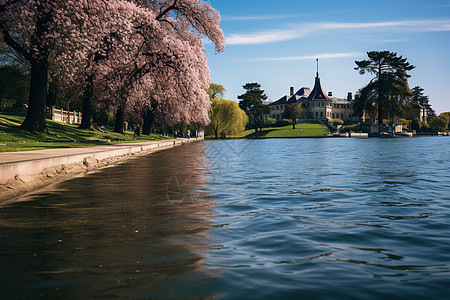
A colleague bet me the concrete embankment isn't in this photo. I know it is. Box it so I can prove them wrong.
[0,138,198,202]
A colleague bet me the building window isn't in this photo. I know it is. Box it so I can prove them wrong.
[341,113,344,119]
[316,112,318,118]
[320,112,323,118]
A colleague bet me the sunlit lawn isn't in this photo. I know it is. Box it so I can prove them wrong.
[207,124,330,139]
[0,114,167,152]
[249,124,329,138]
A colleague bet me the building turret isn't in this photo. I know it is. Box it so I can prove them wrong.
[306,59,329,101]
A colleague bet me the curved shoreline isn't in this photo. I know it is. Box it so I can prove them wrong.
[0,138,198,203]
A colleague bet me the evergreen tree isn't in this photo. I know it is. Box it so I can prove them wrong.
[238,83,269,132]
[411,86,435,121]
[355,51,415,125]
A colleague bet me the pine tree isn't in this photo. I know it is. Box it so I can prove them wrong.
[355,51,415,125]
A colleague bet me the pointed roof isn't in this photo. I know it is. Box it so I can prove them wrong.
[306,74,329,101]
[306,59,329,101]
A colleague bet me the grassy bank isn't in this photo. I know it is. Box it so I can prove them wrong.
[207,124,330,139]
[0,114,166,152]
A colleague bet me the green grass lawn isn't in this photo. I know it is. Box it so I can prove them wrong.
[206,124,330,139]
[0,114,167,152]
[249,124,329,138]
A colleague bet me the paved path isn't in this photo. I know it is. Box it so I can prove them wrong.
[0,139,195,184]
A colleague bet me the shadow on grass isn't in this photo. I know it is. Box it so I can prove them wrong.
[1,114,161,145]
[245,129,276,138]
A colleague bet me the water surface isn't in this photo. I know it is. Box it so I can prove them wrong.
[1,137,449,299]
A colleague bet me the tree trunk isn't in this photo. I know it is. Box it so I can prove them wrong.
[378,100,383,125]
[114,105,125,133]
[142,109,155,135]
[377,64,383,125]
[21,58,49,133]
[80,74,94,129]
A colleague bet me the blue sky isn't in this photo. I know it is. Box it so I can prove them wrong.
[205,0,450,114]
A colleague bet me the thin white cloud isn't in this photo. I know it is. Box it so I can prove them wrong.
[371,38,409,43]
[247,52,364,62]
[226,19,450,45]
[226,29,305,45]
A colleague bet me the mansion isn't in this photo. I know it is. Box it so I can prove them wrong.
[267,69,358,123]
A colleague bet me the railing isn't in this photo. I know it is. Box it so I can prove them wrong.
[47,107,82,124]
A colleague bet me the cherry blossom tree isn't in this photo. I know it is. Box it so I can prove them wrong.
[92,0,225,133]
[1,0,225,133]
[0,0,109,132]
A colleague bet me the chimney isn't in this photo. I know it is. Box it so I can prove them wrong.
[328,91,333,97]
[290,87,294,96]
[347,92,353,101]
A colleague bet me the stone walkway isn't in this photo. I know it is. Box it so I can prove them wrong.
[0,139,195,184]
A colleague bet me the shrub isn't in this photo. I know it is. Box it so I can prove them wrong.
[422,122,432,132]
[399,118,409,128]
[329,119,344,126]
[94,107,115,126]
[411,117,422,131]
[266,117,276,126]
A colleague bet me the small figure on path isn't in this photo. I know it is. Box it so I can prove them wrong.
[187,129,190,139]
[134,124,141,138]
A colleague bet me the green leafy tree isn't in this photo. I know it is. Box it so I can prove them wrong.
[207,83,226,100]
[355,51,415,125]
[439,112,450,128]
[429,116,448,132]
[207,98,248,138]
[283,102,303,129]
[237,82,269,132]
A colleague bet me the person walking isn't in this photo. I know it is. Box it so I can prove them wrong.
[134,124,141,138]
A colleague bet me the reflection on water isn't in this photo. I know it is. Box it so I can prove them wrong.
[1,137,450,299]
[0,145,218,299]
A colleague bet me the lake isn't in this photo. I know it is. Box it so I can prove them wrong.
[1,137,449,299]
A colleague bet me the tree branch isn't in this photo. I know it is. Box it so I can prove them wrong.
[0,27,32,62]
[156,0,178,20]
